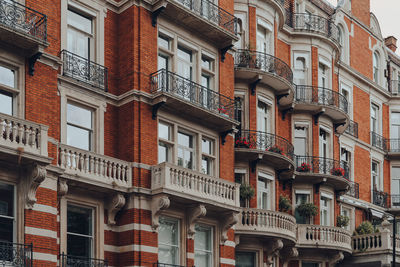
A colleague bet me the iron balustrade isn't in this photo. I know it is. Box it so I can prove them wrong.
[150,69,235,120]
[61,50,108,91]
[346,181,360,199]
[295,85,349,114]
[345,120,358,138]
[235,130,294,160]
[390,194,400,208]
[174,0,237,35]
[295,155,350,180]
[285,12,339,45]
[370,131,387,151]
[372,190,389,208]
[0,0,47,42]
[234,49,293,84]
[386,138,400,153]
[59,254,108,267]
[0,242,32,267]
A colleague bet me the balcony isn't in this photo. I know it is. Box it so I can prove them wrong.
[352,231,400,258]
[0,0,47,56]
[294,156,350,191]
[345,181,360,199]
[152,0,237,48]
[61,50,108,91]
[58,144,132,189]
[150,69,238,132]
[234,50,294,105]
[151,162,240,209]
[297,225,352,253]
[235,208,297,244]
[285,12,339,51]
[235,130,294,174]
[0,112,49,164]
[345,120,358,139]
[0,242,32,267]
[59,254,108,267]
[294,85,349,133]
[371,131,387,151]
[372,190,389,208]
[385,138,400,158]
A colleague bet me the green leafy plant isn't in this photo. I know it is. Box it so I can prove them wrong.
[355,221,374,235]
[240,183,255,201]
[296,202,318,218]
[279,195,292,212]
[337,215,350,228]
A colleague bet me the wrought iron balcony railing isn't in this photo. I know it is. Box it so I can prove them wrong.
[372,190,389,208]
[234,50,293,84]
[174,0,237,35]
[61,50,108,91]
[346,181,359,199]
[235,130,294,160]
[295,155,350,180]
[295,85,349,114]
[345,120,358,138]
[150,69,235,120]
[60,254,108,267]
[0,0,47,42]
[371,131,387,151]
[386,138,400,153]
[285,12,339,45]
[0,242,32,267]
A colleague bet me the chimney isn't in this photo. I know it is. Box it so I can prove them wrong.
[385,36,398,53]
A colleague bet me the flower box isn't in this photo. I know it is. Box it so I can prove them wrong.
[296,162,311,172]
[267,145,284,155]
[235,137,250,148]
[330,167,345,177]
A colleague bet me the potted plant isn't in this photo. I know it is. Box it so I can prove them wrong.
[267,145,283,155]
[296,162,311,172]
[279,195,292,212]
[355,221,374,235]
[235,137,250,148]
[240,183,255,207]
[330,167,345,176]
[296,202,318,219]
[218,106,229,117]
[337,215,350,228]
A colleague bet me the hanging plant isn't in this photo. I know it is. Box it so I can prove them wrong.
[337,215,350,228]
[296,202,318,218]
[279,195,292,212]
[240,183,255,201]
[355,221,374,235]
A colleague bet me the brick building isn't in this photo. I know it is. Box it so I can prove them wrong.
[1,0,400,266]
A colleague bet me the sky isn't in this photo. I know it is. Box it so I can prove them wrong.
[326,0,400,55]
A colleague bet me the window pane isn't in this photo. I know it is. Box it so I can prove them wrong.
[0,183,14,217]
[0,217,13,242]
[67,10,92,34]
[236,252,255,267]
[67,103,92,129]
[178,47,192,62]
[158,35,170,50]
[202,58,212,70]
[178,132,192,148]
[158,217,179,265]
[158,123,170,140]
[202,139,211,155]
[0,91,12,115]
[0,66,14,88]
[158,143,169,164]
[194,225,212,267]
[67,234,92,258]
[158,54,169,71]
[67,205,93,236]
[67,125,90,150]
[201,157,212,175]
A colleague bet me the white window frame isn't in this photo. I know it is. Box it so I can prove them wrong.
[320,192,333,226]
[158,216,180,265]
[257,171,274,210]
[201,138,215,176]
[371,102,380,134]
[0,181,17,243]
[371,160,382,191]
[340,204,354,231]
[194,224,213,267]
[293,52,310,85]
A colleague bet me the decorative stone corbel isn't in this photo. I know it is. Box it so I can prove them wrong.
[151,195,170,231]
[279,247,298,267]
[265,239,283,266]
[220,212,239,244]
[107,193,126,225]
[187,205,207,239]
[26,163,47,209]
[58,179,68,197]
[328,252,344,267]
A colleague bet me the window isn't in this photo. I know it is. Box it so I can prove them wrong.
[371,104,379,133]
[257,173,273,210]
[177,46,193,81]
[234,96,244,128]
[341,206,352,230]
[340,84,351,114]
[319,128,329,159]
[0,183,15,243]
[320,194,331,226]
[177,132,194,169]
[201,139,214,175]
[338,24,348,63]
[201,56,215,107]
[257,25,271,54]
[236,252,256,267]
[194,225,213,267]
[341,148,351,179]
[392,167,400,208]
[234,18,244,50]
[294,126,308,156]
[67,9,93,59]
[295,192,310,224]
[294,57,307,85]
[391,112,400,143]
[318,63,329,88]
[158,217,180,265]
[0,64,16,116]
[257,100,270,133]
[235,171,246,207]
[158,34,171,71]
[67,204,93,258]
[67,102,93,151]
[372,161,381,191]
[158,122,172,164]
[373,51,379,83]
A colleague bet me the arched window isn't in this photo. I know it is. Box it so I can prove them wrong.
[373,51,380,83]
[294,57,306,84]
[234,18,244,50]
[337,24,348,63]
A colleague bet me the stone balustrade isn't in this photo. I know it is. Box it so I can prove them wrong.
[352,230,400,254]
[58,144,132,188]
[0,113,48,157]
[151,162,240,207]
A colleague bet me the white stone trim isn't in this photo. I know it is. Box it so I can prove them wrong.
[32,204,57,215]
[220,258,235,265]
[224,240,236,248]
[187,252,194,259]
[104,244,158,254]
[38,177,57,191]
[25,227,57,239]
[33,252,57,263]
[104,223,152,232]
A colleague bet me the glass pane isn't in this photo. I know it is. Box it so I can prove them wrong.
[67,205,92,236]
[201,75,210,89]
[158,217,179,265]
[158,54,169,71]
[67,103,92,129]
[67,125,90,150]
[0,66,14,88]
[67,234,92,258]
[0,183,14,217]
[201,157,211,175]
[178,47,192,62]
[0,217,13,243]
[0,91,12,115]
[202,139,212,155]
[158,123,170,140]
[178,132,192,148]
[294,137,306,156]
[158,35,170,50]
[202,58,212,70]
[236,252,255,267]
[158,143,168,164]
[67,10,92,34]
[67,28,89,58]
[194,225,212,251]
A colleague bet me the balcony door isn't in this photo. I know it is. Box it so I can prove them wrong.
[67,9,93,60]
[177,46,194,100]
[257,100,270,149]
[391,112,400,152]
[319,129,329,173]
[392,167,400,208]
